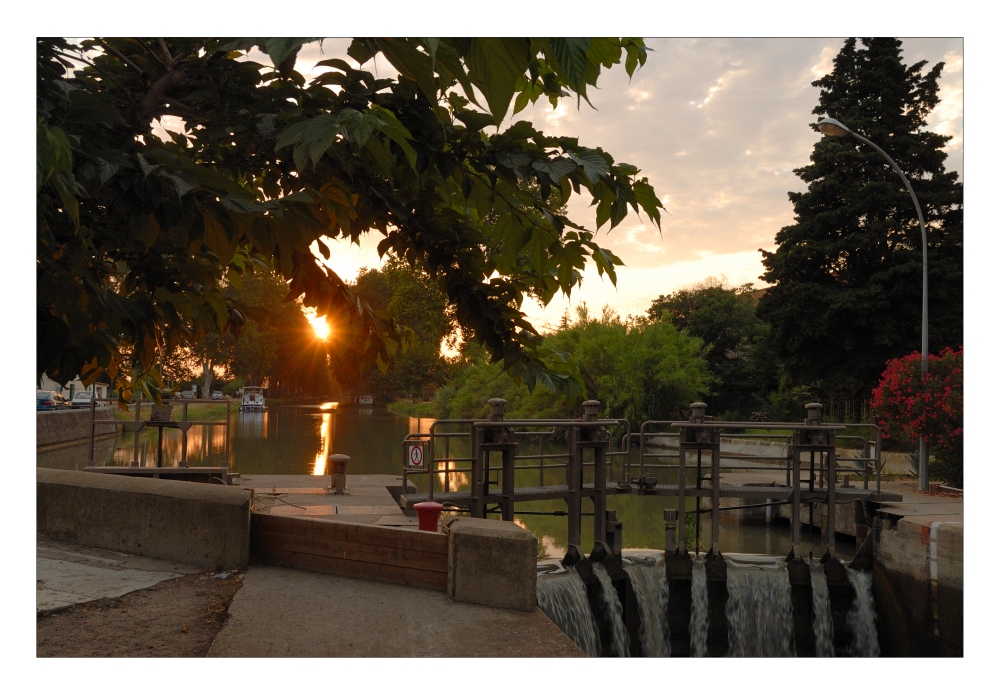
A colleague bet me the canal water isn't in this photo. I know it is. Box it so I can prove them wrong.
[37,403,856,561]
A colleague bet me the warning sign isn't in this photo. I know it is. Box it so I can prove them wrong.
[408,444,424,468]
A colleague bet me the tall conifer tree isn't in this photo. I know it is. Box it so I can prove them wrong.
[757,38,963,402]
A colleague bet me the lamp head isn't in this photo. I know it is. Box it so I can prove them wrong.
[818,117,851,137]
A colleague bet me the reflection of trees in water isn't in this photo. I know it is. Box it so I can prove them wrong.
[111,423,228,467]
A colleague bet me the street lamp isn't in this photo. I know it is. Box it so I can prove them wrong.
[817,117,931,491]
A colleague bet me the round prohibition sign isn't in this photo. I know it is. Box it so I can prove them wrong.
[408,444,424,467]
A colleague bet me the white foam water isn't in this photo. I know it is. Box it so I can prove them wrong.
[809,560,835,657]
[690,558,709,657]
[592,563,630,656]
[725,562,796,657]
[624,562,668,657]
[536,569,601,657]
[658,566,671,656]
[846,568,880,657]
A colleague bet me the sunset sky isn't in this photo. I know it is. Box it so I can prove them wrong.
[276,38,964,331]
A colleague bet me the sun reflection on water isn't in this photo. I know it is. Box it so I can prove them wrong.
[313,412,332,475]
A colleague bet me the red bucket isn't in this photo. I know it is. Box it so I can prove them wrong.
[413,501,444,532]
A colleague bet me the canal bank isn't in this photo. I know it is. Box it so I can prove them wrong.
[37,468,579,657]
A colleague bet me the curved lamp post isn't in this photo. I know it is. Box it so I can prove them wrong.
[817,117,930,491]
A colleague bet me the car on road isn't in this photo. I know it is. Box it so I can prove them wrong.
[69,391,107,408]
[182,390,196,399]
[37,391,69,410]
[212,391,224,400]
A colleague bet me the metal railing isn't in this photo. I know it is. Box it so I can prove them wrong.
[87,397,233,469]
[402,416,632,503]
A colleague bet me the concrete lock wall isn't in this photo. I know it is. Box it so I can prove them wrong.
[37,408,116,449]
[447,518,537,613]
[37,468,252,569]
[873,516,963,656]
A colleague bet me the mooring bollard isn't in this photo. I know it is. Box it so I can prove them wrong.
[328,454,350,494]
[414,500,444,532]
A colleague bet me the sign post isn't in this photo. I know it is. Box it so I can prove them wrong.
[407,443,424,468]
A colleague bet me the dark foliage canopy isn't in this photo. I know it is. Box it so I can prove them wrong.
[757,38,963,400]
[648,279,779,418]
[37,37,662,401]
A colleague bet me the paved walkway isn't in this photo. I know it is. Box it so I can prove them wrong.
[233,473,421,527]
[208,565,582,657]
[36,539,204,613]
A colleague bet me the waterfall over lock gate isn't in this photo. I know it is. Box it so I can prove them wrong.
[689,559,709,657]
[537,558,879,658]
[809,560,835,657]
[536,569,602,657]
[725,562,796,657]
[624,563,669,657]
[846,568,880,657]
[592,564,630,657]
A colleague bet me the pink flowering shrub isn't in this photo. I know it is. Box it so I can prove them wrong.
[870,347,963,486]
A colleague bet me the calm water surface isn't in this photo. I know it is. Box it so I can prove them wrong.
[37,403,855,561]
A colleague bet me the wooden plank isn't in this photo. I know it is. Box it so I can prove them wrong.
[254,546,448,592]
[251,528,447,574]
[251,513,448,554]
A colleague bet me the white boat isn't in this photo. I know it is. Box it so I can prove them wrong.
[240,386,266,411]
[358,394,373,406]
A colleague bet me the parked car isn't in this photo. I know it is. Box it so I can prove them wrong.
[69,391,107,408]
[182,390,196,399]
[212,391,224,400]
[36,390,68,410]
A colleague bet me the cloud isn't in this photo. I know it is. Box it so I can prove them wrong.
[293,38,962,319]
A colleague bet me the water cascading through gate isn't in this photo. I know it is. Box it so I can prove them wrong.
[536,569,601,657]
[810,560,835,657]
[725,562,796,657]
[537,557,880,657]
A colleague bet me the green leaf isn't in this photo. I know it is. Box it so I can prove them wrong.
[135,153,159,178]
[369,105,418,169]
[454,110,497,133]
[201,210,234,265]
[167,174,194,200]
[632,179,663,229]
[569,149,610,184]
[548,38,591,95]
[263,38,318,76]
[64,88,128,127]
[466,38,531,125]
[346,39,377,65]
[587,38,621,69]
[374,38,439,104]
[531,157,577,182]
[421,38,440,66]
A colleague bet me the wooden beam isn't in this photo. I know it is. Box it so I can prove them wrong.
[251,528,448,574]
[254,546,448,592]
[251,513,448,555]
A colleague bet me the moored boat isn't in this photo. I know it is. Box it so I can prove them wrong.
[240,386,266,411]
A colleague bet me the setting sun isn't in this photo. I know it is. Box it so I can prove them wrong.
[306,311,331,340]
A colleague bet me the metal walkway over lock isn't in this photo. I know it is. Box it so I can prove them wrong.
[401,399,892,564]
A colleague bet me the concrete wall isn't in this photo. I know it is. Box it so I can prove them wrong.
[447,518,537,612]
[872,515,963,656]
[37,468,252,569]
[37,408,117,449]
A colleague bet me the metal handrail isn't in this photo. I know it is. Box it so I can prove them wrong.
[87,397,233,470]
